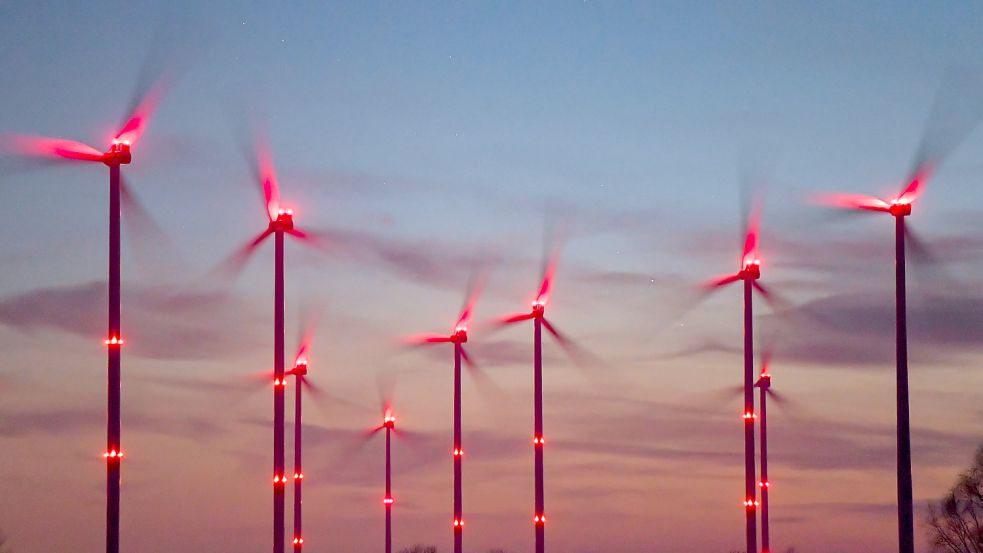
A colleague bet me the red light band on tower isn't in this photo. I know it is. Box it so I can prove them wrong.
[453,448,463,457]
[104,336,124,346]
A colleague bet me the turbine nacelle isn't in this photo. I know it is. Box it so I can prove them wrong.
[290,359,308,376]
[451,327,468,344]
[383,413,396,429]
[755,372,771,389]
[531,300,546,317]
[889,198,913,217]
[271,208,295,231]
[739,259,761,281]
[103,140,132,166]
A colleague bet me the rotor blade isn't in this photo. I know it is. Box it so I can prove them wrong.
[741,200,762,266]
[120,175,182,272]
[904,224,942,265]
[812,193,890,213]
[0,133,103,162]
[401,334,452,345]
[234,119,281,221]
[375,370,397,416]
[210,229,273,282]
[293,306,321,367]
[536,235,562,306]
[541,318,605,370]
[460,345,514,411]
[901,68,983,202]
[496,312,535,326]
[760,347,773,375]
[903,223,961,289]
[456,270,487,331]
[115,77,169,148]
[703,273,741,290]
[302,377,370,416]
[752,281,791,312]
[115,9,205,148]
[285,226,353,256]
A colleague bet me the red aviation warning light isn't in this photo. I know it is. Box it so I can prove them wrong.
[103,139,132,166]
[104,449,124,460]
[452,448,464,457]
[532,436,545,446]
[383,496,395,505]
[104,336,124,346]
[292,537,304,546]
[533,514,547,525]
[452,519,464,528]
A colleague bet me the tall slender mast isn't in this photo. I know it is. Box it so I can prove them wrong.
[758,375,770,553]
[273,230,286,553]
[743,278,758,553]
[106,161,122,553]
[895,214,914,553]
[385,421,393,553]
[452,342,464,553]
[533,316,546,552]
[293,375,303,552]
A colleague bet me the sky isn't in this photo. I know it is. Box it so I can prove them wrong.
[1,1,983,552]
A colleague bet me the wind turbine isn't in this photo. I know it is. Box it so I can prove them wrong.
[495,247,591,553]
[404,281,485,553]
[701,205,780,553]
[0,66,175,553]
[286,317,320,553]
[816,70,983,553]
[755,350,788,553]
[218,134,329,553]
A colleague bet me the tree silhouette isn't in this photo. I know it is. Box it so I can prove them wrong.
[927,443,983,553]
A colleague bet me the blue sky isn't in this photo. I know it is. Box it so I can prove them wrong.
[1,2,983,552]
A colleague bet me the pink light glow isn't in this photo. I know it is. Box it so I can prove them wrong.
[0,133,104,162]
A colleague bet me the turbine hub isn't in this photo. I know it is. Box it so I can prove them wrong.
[889,199,912,217]
[739,260,761,280]
[531,301,546,317]
[103,141,131,166]
[271,209,295,231]
[291,360,308,376]
[451,328,468,343]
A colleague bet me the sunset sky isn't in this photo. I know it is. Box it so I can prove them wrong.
[1,2,983,552]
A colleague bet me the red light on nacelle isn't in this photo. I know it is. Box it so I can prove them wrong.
[453,448,464,457]
[104,336,124,346]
